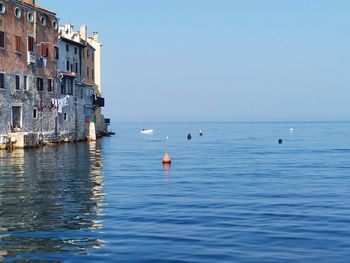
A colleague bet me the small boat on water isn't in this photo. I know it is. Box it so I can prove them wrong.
[140,129,154,135]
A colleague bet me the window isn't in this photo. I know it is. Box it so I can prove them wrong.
[36,77,43,91]
[74,47,77,54]
[0,31,4,48]
[92,69,94,80]
[54,46,59,60]
[67,78,73,95]
[14,7,21,18]
[66,44,69,52]
[75,62,78,74]
[27,36,34,52]
[61,78,73,95]
[15,75,20,90]
[92,52,94,62]
[48,78,53,92]
[0,2,5,14]
[15,36,20,52]
[61,78,66,94]
[52,20,58,30]
[27,12,33,22]
[33,107,37,119]
[87,67,90,78]
[41,43,48,57]
[0,72,4,89]
[40,16,46,26]
[23,75,28,90]
[87,49,90,57]
[12,106,22,129]
[66,60,70,71]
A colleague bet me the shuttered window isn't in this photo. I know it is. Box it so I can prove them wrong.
[41,43,48,57]
[24,75,28,90]
[0,73,4,89]
[36,77,43,91]
[15,36,21,52]
[54,46,59,60]
[48,78,53,92]
[0,31,4,48]
[27,36,34,52]
[15,75,20,90]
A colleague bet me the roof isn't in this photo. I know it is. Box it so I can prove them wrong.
[33,4,56,15]
[19,1,56,16]
[59,36,87,47]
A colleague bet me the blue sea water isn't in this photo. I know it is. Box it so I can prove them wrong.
[0,122,350,262]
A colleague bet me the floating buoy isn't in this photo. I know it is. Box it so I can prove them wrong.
[278,139,283,144]
[289,128,294,131]
[199,129,203,136]
[187,133,192,140]
[162,152,171,163]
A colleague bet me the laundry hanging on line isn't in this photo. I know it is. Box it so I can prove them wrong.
[51,96,69,113]
[39,57,47,67]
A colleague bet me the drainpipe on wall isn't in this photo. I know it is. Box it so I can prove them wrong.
[34,10,37,41]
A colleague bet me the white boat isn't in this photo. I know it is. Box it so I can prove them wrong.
[140,129,154,135]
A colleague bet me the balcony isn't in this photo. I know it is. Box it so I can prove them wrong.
[92,95,105,107]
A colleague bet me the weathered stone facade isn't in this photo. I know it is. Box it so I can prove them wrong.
[58,24,96,142]
[0,0,59,148]
[0,0,106,149]
[81,25,106,138]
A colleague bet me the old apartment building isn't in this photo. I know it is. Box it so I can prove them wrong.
[0,0,106,149]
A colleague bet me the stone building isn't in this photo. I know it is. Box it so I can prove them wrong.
[58,24,95,141]
[0,0,59,148]
[80,25,106,138]
[0,0,107,149]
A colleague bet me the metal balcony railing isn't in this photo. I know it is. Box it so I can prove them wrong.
[92,95,105,107]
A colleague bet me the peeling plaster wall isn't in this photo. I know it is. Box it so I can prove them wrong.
[0,0,58,139]
[0,1,101,148]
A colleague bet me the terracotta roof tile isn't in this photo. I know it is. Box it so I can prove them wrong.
[22,1,56,15]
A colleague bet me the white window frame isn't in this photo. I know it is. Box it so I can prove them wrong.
[23,75,28,91]
[40,16,46,26]
[52,20,58,30]
[36,76,43,92]
[14,7,21,19]
[15,74,20,90]
[11,104,22,130]
[27,11,33,22]
[48,78,53,93]
[0,2,5,14]
[33,107,38,119]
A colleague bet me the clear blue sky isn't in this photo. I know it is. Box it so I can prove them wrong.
[39,0,350,121]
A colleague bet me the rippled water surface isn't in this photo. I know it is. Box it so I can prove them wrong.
[1,122,350,262]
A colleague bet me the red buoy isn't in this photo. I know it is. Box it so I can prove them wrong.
[162,152,171,163]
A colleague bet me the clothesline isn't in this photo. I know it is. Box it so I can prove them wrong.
[51,95,70,113]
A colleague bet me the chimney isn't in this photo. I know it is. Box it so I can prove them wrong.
[92,32,99,42]
[22,0,36,5]
[80,25,88,41]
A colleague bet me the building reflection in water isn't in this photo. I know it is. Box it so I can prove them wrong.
[0,141,105,261]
